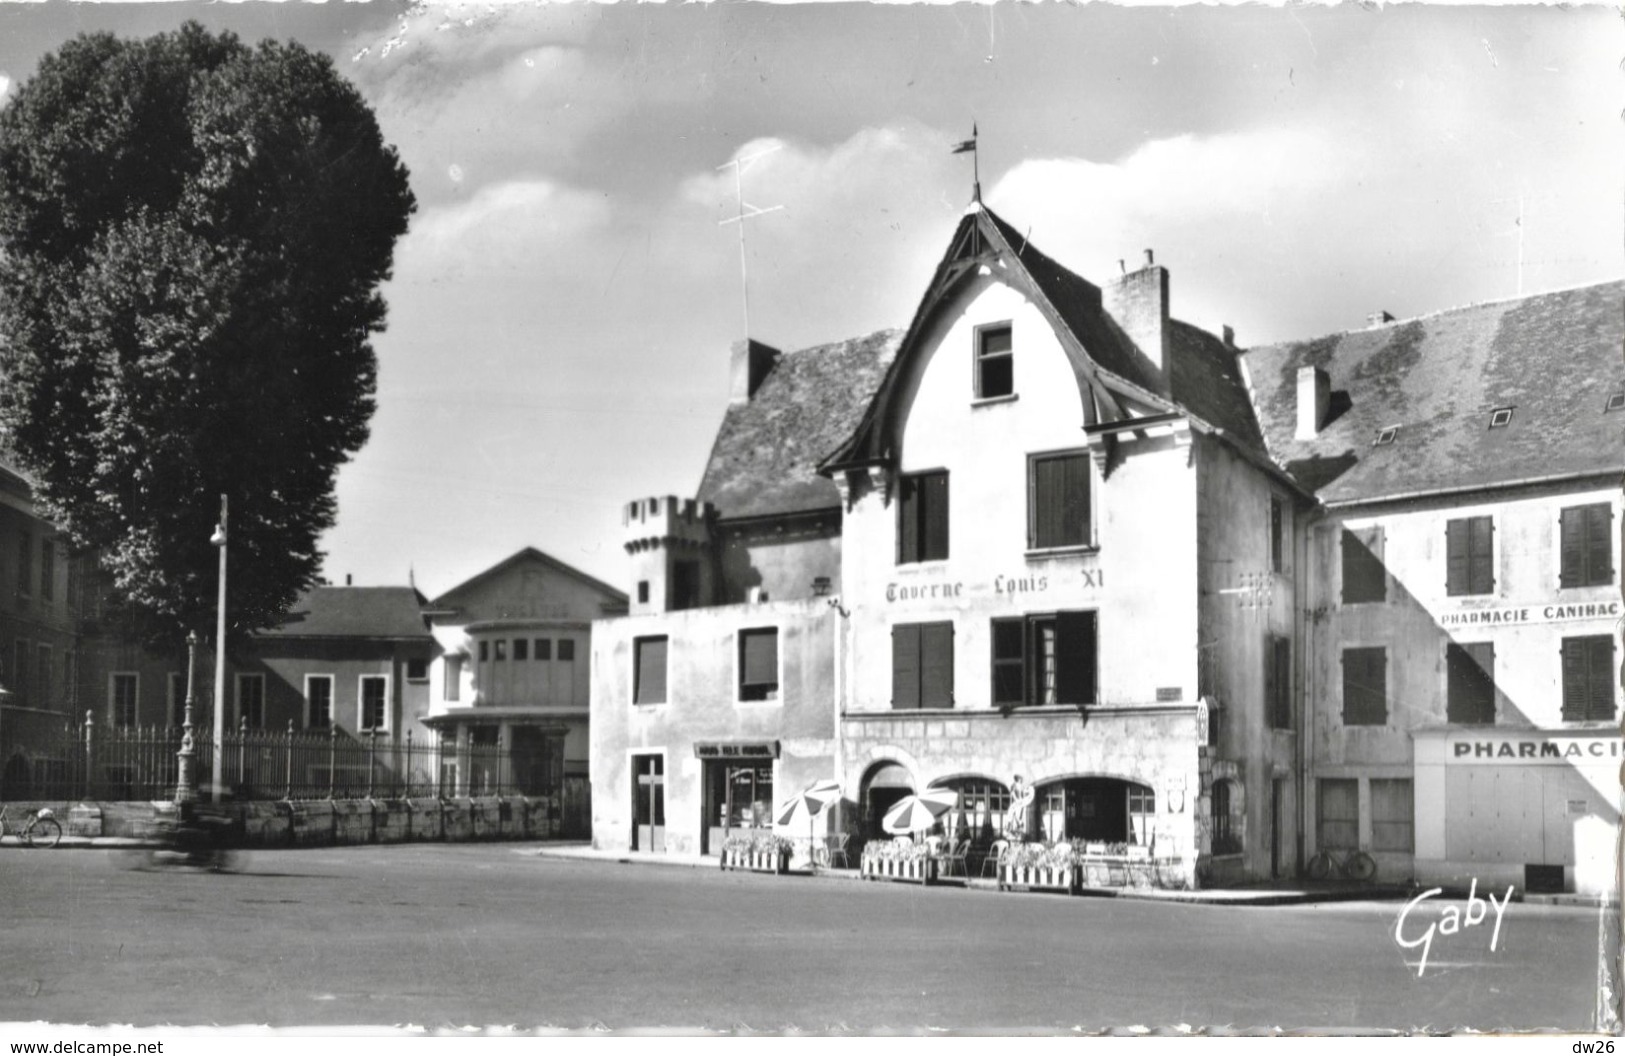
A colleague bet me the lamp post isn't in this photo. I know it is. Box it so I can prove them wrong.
[210,494,228,804]
[175,631,198,804]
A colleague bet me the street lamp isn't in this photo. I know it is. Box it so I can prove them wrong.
[210,494,227,804]
[174,631,198,804]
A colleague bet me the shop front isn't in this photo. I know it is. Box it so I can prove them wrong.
[696,740,779,856]
[1414,728,1620,897]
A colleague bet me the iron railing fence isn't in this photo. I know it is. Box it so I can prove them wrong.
[1,716,514,802]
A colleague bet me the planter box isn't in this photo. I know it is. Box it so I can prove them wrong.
[720,848,790,874]
[997,863,1078,894]
[1079,854,1167,890]
[860,857,938,885]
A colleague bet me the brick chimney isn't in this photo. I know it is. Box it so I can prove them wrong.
[1103,248,1169,374]
[1296,365,1331,440]
[730,339,783,405]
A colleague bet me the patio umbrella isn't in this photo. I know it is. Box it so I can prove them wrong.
[881,788,959,836]
[774,779,844,863]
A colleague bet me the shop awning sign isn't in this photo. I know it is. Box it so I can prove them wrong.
[1438,600,1620,628]
[694,741,779,760]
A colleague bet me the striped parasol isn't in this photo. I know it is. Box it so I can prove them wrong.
[881,788,959,835]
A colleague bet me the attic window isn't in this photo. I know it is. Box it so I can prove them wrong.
[1606,392,1625,413]
[1488,407,1514,429]
[1374,426,1399,447]
[975,323,1014,400]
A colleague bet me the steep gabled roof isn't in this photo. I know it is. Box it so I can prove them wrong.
[431,546,626,608]
[696,329,902,519]
[1169,321,1264,449]
[1239,280,1625,504]
[257,586,432,640]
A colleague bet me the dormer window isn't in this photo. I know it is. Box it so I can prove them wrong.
[1606,392,1624,413]
[975,323,1013,399]
[1374,426,1399,447]
[1488,407,1514,429]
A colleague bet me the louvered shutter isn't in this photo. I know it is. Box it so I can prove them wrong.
[1469,517,1495,594]
[741,630,777,691]
[1054,611,1098,706]
[892,624,920,709]
[1586,636,1616,721]
[635,638,667,705]
[898,476,920,564]
[922,472,950,560]
[1559,507,1582,588]
[1067,455,1092,547]
[920,623,954,707]
[1446,520,1468,595]
[991,618,1025,707]
[1560,638,1588,721]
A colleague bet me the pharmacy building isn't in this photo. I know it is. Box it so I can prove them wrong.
[589,199,1621,897]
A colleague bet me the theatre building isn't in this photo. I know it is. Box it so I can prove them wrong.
[1241,281,1623,897]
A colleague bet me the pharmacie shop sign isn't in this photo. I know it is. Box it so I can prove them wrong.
[1450,735,1621,764]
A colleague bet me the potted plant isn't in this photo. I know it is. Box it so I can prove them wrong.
[998,840,1078,894]
[859,838,938,884]
[720,831,795,874]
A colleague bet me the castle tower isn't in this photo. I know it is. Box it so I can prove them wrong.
[622,496,718,616]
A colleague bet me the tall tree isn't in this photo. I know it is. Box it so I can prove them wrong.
[0,22,415,643]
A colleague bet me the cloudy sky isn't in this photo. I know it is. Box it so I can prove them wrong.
[0,2,1616,598]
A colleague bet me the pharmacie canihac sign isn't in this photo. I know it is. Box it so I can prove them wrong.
[1450,736,1623,764]
[885,568,1103,603]
[1438,600,1621,628]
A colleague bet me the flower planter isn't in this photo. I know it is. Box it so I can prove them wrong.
[860,856,937,885]
[720,848,790,874]
[997,863,1078,894]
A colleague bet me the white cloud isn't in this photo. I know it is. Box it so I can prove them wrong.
[401,178,614,275]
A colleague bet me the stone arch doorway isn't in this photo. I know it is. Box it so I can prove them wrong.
[859,761,914,843]
[1034,775,1156,846]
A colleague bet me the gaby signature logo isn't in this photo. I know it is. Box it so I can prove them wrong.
[1394,880,1514,978]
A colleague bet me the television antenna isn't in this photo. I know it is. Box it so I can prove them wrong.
[718,145,784,338]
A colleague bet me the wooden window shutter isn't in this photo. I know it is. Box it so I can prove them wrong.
[1589,505,1614,582]
[1559,507,1581,588]
[635,638,667,705]
[1054,611,1098,706]
[1469,516,1495,594]
[1342,528,1386,604]
[1587,636,1615,721]
[898,476,919,564]
[892,624,921,709]
[741,630,777,687]
[1560,638,1588,721]
[1262,635,1277,725]
[1446,519,1468,595]
[919,623,954,707]
[922,472,949,560]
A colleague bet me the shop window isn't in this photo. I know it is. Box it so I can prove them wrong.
[1265,635,1292,730]
[534,639,552,661]
[634,636,668,706]
[1269,497,1285,573]
[1446,642,1496,724]
[1028,452,1091,550]
[1445,516,1495,596]
[513,639,528,662]
[891,622,954,709]
[1561,635,1617,722]
[898,471,949,564]
[110,672,137,727]
[1211,779,1240,855]
[359,675,388,731]
[1341,527,1387,604]
[990,612,1096,709]
[1370,779,1414,853]
[1559,504,1613,588]
[1128,784,1156,847]
[738,628,778,702]
[406,657,429,681]
[236,672,265,728]
[975,322,1013,399]
[443,656,462,702]
[710,762,773,831]
[670,560,702,611]
[558,639,575,662]
[306,675,333,729]
[1341,647,1387,726]
[1317,778,1359,851]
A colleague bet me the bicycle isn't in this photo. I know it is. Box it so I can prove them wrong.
[1306,846,1377,882]
[0,805,63,848]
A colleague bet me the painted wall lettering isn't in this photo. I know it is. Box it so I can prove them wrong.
[1439,600,1621,628]
[885,581,964,602]
[1450,738,1621,762]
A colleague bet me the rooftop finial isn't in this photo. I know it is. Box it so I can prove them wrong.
[952,122,980,205]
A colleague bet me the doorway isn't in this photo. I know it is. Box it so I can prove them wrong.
[632,754,664,852]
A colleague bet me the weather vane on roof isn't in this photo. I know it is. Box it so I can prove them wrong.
[718,145,784,339]
[952,123,980,204]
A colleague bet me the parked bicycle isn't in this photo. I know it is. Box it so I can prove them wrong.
[0,805,63,848]
[1306,846,1377,882]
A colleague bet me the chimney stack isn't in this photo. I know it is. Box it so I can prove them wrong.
[1103,250,1169,374]
[730,339,783,405]
[1367,310,1395,327]
[1296,366,1331,440]
[1222,324,1235,348]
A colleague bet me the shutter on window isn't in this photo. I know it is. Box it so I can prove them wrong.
[991,618,1025,706]
[1587,505,1614,583]
[1262,635,1277,724]
[892,624,920,709]
[742,631,776,687]
[1586,637,1615,721]
[1559,507,1580,588]
[923,472,949,560]
[636,639,666,704]
[920,623,954,707]
[1560,638,1587,721]
[898,476,919,564]
[1446,520,1467,595]
[1274,637,1293,728]
[1054,611,1098,706]
[1469,517,1495,594]
[1033,458,1060,549]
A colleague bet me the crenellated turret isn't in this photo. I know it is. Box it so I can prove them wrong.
[622,496,717,615]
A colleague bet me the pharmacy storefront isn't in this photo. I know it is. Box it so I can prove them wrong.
[1413,729,1619,897]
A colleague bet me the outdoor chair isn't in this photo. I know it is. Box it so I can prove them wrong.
[823,832,850,868]
[980,839,1010,879]
[941,839,970,880]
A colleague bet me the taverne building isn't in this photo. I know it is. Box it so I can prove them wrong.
[590,198,1621,895]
